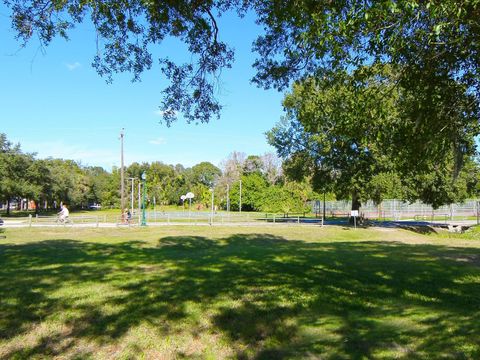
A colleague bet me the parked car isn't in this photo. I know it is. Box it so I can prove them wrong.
[89,204,102,210]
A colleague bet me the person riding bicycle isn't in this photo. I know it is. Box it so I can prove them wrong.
[124,208,132,224]
[58,204,70,223]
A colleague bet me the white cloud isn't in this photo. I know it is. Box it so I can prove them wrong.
[149,137,166,145]
[66,62,81,71]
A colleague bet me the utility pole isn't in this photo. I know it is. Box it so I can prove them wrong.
[120,128,125,217]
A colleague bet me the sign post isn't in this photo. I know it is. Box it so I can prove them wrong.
[351,210,359,229]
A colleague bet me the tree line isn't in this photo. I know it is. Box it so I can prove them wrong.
[4,1,480,212]
[0,133,321,215]
[2,132,479,216]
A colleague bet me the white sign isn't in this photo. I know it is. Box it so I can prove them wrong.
[351,210,359,217]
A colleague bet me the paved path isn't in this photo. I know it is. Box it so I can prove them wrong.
[0,218,477,229]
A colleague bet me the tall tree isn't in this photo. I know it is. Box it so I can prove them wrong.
[243,155,263,175]
[26,158,53,213]
[6,1,479,188]
[269,66,477,209]
[0,134,38,214]
[260,152,283,185]
[191,162,222,187]
[253,0,480,176]
[228,173,267,211]
[268,68,399,211]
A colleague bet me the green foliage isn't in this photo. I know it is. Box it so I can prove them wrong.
[0,134,45,214]
[191,162,221,187]
[5,0,249,124]
[243,155,263,175]
[367,173,404,205]
[268,68,399,208]
[229,173,268,211]
[5,1,480,175]
[260,182,313,215]
[269,66,479,208]
[255,0,480,182]
[402,159,480,209]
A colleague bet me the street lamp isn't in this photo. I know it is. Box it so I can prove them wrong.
[120,128,125,219]
[141,172,147,226]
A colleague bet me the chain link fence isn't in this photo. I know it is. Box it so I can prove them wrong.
[312,199,480,221]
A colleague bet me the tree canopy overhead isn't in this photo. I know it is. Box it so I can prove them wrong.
[7,1,479,120]
[5,0,480,188]
[6,0,251,124]
[254,0,480,170]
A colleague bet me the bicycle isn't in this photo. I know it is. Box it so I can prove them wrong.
[56,216,73,225]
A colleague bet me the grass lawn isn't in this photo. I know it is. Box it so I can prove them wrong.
[0,225,479,359]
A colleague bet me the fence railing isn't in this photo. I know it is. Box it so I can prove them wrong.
[6,212,326,227]
[6,201,480,227]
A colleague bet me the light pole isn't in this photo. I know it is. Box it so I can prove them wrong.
[239,179,242,213]
[141,172,147,226]
[138,182,141,221]
[120,128,125,217]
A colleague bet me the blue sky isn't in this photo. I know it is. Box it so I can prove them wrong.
[0,6,285,170]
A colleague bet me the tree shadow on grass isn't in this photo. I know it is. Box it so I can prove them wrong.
[0,235,479,358]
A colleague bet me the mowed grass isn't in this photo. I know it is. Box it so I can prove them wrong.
[0,225,479,359]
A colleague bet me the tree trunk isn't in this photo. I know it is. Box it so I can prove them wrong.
[349,192,361,225]
[6,199,10,216]
[34,200,39,215]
